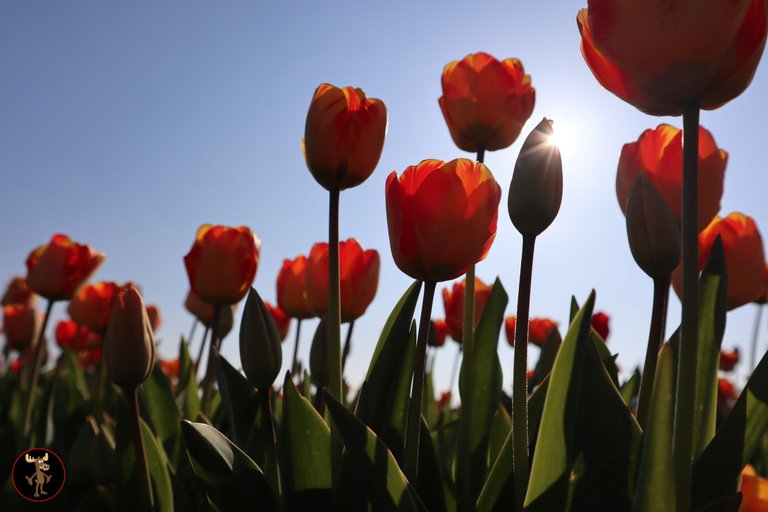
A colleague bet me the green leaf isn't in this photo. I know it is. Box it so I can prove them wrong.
[141,364,182,443]
[525,291,642,511]
[415,416,448,512]
[215,355,259,446]
[181,367,201,420]
[692,236,728,458]
[487,405,511,470]
[692,344,768,508]
[142,418,175,512]
[455,278,507,509]
[178,337,194,395]
[324,392,423,511]
[279,372,332,510]
[532,329,561,387]
[620,369,641,407]
[181,420,277,511]
[634,342,677,511]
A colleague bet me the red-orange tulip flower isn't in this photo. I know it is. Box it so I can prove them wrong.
[439,52,535,153]
[26,234,105,301]
[276,255,315,319]
[740,465,768,511]
[159,358,180,380]
[3,305,42,351]
[428,319,448,348]
[303,83,387,191]
[1,277,36,307]
[305,239,380,323]
[529,317,558,347]
[577,1,768,116]
[67,281,122,335]
[146,305,162,333]
[720,348,740,372]
[55,319,95,351]
[617,124,727,231]
[505,316,517,347]
[672,213,766,310]
[591,312,610,341]
[442,278,493,343]
[386,159,501,282]
[79,348,102,369]
[717,377,738,411]
[184,224,260,306]
[756,263,768,304]
[265,301,291,342]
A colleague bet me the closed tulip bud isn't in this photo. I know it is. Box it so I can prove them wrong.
[216,304,236,340]
[239,288,282,390]
[309,318,329,389]
[303,83,387,191]
[68,281,123,335]
[3,305,42,351]
[26,234,105,301]
[104,288,155,390]
[508,118,563,237]
[2,277,36,307]
[625,175,681,278]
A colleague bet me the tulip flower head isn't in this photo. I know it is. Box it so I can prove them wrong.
[386,158,501,282]
[529,317,559,347]
[505,316,517,347]
[276,255,315,319]
[591,312,610,341]
[442,278,493,343]
[2,277,36,307]
[428,319,448,348]
[265,301,290,342]
[67,281,123,335]
[719,348,739,372]
[672,213,766,310]
[617,124,727,231]
[740,465,768,511]
[303,83,387,191]
[146,305,162,333]
[2,304,42,351]
[26,234,105,301]
[55,319,96,351]
[577,1,768,115]
[439,52,535,153]
[184,224,260,306]
[305,239,380,323]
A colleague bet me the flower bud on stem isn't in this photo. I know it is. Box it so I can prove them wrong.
[636,275,671,429]
[128,387,154,511]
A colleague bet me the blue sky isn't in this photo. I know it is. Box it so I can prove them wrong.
[1,0,766,396]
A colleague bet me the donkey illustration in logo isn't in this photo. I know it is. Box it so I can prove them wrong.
[24,452,52,497]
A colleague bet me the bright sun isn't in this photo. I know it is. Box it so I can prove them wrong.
[547,119,577,155]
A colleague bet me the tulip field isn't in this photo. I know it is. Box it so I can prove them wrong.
[2,2,768,511]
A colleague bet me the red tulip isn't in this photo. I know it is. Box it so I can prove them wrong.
[67,281,122,335]
[441,278,493,343]
[672,213,766,310]
[184,224,260,306]
[617,124,727,231]
[265,301,291,342]
[26,234,105,301]
[719,348,740,372]
[159,358,180,379]
[437,390,452,416]
[529,317,558,347]
[428,319,448,348]
[577,1,767,115]
[591,312,610,341]
[1,277,36,307]
[305,239,380,323]
[146,305,162,333]
[717,377,738,411]
[505,316,517,347]
[79,348,102,369]
[303,83,387,191]
[439,52,535,153]
[276,255,315,319]
[55,319,95,351]
[740,465,768,511]
[386,159,501,282]
[2,304,42,351]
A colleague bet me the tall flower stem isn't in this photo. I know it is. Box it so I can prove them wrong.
[128,387,154,510]
[187,318,199,346]
[290,319,303,375]
[751,305,764,371]
[513,234,536,512]
[673,101,700,511]
[636,275,671,429]
[23,299,55,441]
[260,387,282,495]
[195,325,210,377]
[201,306,222,416]
[404,281,436,482]
[342,321,355,373]
[327,187,343,473]
[449,346,462,395]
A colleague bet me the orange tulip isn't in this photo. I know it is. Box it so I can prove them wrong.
[577,1,767,116]
[55,319,96,351]
[26,234,105,301]
[720,348,739,372]
[303,83,387,191]
[441,278,493,343]
[386,159,501,282]
[104,288,156,390]
[146,305,162,332]
[67,281,122,335]
[3,304,42,351]
[617,124,727,231]
[265,301,291,342]
[529,317,558,347]
[276,255,315,319]
[183,224,260,306]
[505,316,517,347]
[740,464,768,511]
[428,319,448,348]
[1,277,36,307]
[305,239,380,323]
[439,52,535,153]
[672,213,766,310]
[159,358,180,379]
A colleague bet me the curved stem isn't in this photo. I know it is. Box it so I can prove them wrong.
[128,387,154,509]
[342,320,355,374]
[674,101,700,512]
[201,306,222,417]
[636,275,671,429]
[328,187,343,475]
[291,319,302,375]
[513,234,536,512]
[23,299,54,441]
[194,325,210,377]
[260,387,282,495]
[404,281,436,482]
[751,305,764,371]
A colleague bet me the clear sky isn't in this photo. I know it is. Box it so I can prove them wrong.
[1,1,766,397]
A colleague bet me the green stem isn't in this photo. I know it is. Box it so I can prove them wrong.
[449,346,462,395]
[463,265,476,356]
[201,306,222,417]
[636,275,671,429]
[187,318,199,346]
[328,187,343,475]
[194,325,210,377]
[128,387,154,509]
[291,319,302,375]
[23,299,54,442]
[260,387,282,496]
[513,234,536,512]
[751,305,764,371]
[404,280,436,481]
[342,320,355,374]
[673,101,700,512]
